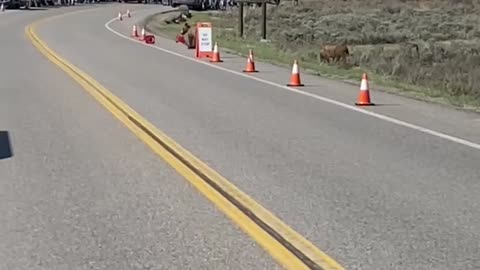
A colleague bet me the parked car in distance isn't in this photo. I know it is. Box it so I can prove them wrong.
[171,0,208,10]
[1,0,28,9]
[160,0,172,5]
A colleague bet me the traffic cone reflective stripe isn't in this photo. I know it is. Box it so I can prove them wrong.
[210,42,223,63]
[287,59,304,87]
[132,25,138,37]
[355,73,375,106]
[140,27,146,40]
[243,49,258,72]
[249,49,255,62]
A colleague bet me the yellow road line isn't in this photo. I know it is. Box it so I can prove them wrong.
[25,13,346,270]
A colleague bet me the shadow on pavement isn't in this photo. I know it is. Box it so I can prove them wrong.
[20,7,49,11]
[372,103,401,107]
[0,131,13,160]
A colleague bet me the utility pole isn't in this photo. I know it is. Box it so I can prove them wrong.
[237,0,277,40]
[261,2,267,40]
[238,2,244,38]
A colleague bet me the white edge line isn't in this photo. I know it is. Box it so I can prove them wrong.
[102,12,480,151]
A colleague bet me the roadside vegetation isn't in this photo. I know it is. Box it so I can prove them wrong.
[145,0,480,112]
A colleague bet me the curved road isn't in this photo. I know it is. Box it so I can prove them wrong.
[2,3,480,270]
[0,5,281,270]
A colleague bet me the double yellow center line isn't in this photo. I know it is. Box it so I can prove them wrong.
[25,12,345,270]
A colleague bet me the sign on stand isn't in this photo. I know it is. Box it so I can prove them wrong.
[195,22,213,58]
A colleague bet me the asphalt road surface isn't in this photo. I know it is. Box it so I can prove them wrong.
[0,5,282,270]
[2,3,480,270]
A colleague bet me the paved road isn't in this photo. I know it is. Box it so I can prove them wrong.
[37,5,480,270]
[3,3,480,270]
[0,5,282,270]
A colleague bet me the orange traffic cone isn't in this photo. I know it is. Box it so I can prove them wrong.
[210,42,223,63]
[287,59,304,87]
[131,25,138,37]
[118,12,122,21]
[355,73,375,106]
[243,49,258,73]
[139,27,146,41]
[126,9,131,18]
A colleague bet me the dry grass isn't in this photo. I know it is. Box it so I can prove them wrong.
[146,0,480,111]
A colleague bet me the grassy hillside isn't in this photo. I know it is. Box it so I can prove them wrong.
[145,0,480,112]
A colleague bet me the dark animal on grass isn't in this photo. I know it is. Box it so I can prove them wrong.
[164,8,192,24]
[164,12,189,24]
[319,44,350,63]
[180,22,196,49]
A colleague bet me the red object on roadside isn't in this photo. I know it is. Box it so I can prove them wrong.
[176,34,186,44]
[144,35,155,44]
